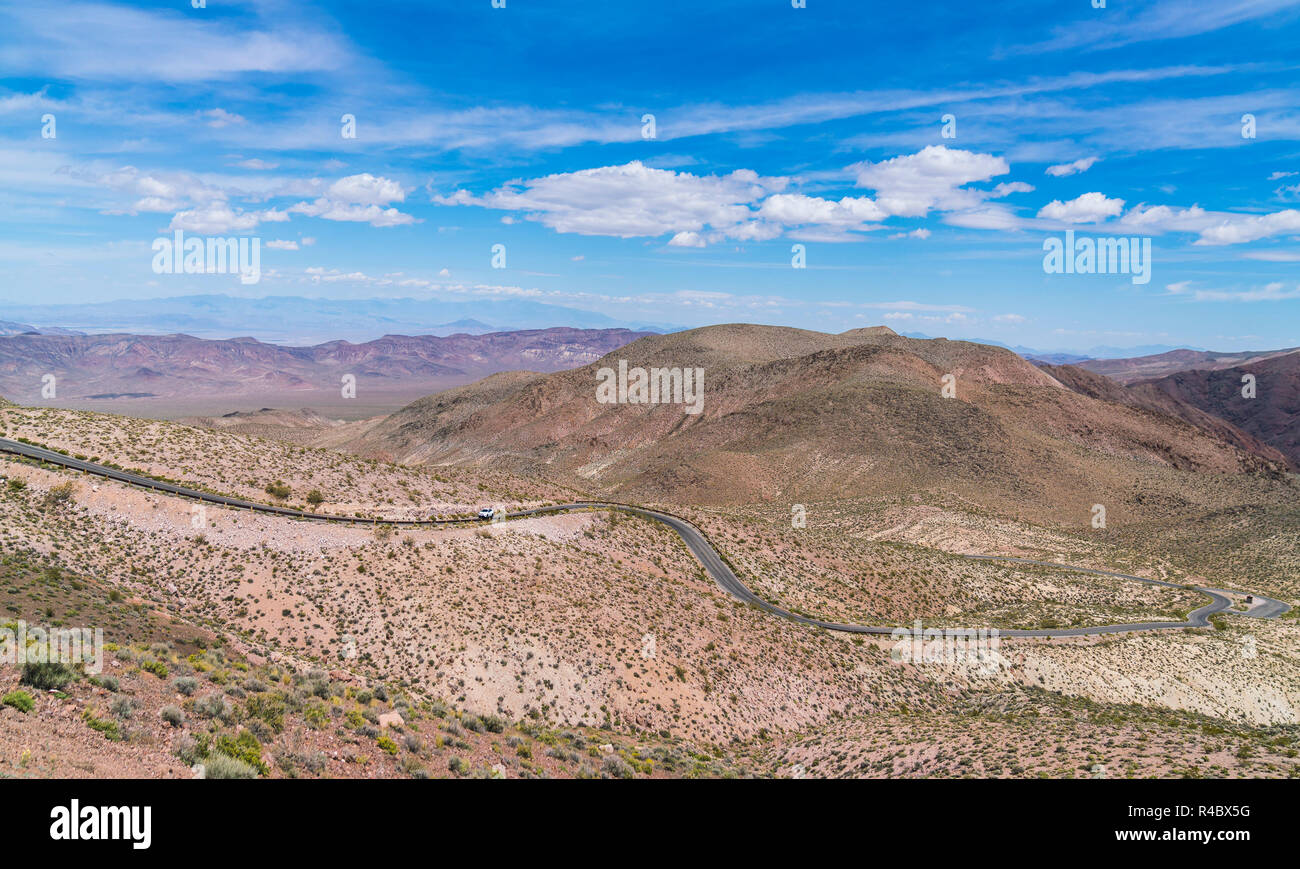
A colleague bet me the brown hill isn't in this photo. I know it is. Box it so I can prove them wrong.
[0,328,651,404]
[1040,363,1291,468]
[1130,350,1300,467]
[1079,346,1300,385]
[344,324,1285,511]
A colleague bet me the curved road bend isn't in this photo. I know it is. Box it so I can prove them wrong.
[2,437,1289,638]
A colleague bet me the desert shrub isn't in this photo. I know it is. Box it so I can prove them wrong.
[43,481,76,507]
[244,693,286,733]
[172,676,199,696]
[83,709,121,741]
[402,755,428,778]
[480,713,506,733]
[21,661,77,690]
[193,691,233,721]
[202,752,258,779]
[306,489,324,506]
[447,756,467,774]
[2,689,34,713]
[377,734,399,755]
[264,481,291,500]
[461,714,483,732]
[89,674,119,692]
[214,730,268,775]
[140,659,168,679]
[600,754,635,779]
[173,733,208,765]
[160,705,184,728]
[303,701,328,729]
[110,696,136,719]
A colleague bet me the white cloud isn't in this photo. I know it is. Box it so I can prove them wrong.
[1118,203,1300,245]
[288,173,415,227]
[1195,209,1300,245]
[851,145,1011,217]
[202,108,245,128]
[1037,192,1126,223]
[668,231,707,248]
[265,239,298,250]
[325,173,406,206]
[1165,280,1300,301]
[758,192,887,227]
[1045,157,1099,177]
[994,313,1027,323]
[436,161,784,243]
[1242,250,1300,262]
[168,202,286,234]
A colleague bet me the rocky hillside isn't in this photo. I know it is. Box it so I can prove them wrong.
[1129,350,1300,468]
[342,325,1287,511]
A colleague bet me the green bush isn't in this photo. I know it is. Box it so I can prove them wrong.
[21,661,78,690]
[172,676,199,696]
[377,734,399,756]
[213,730,268,776]
[2,689,34,713]
[160,705,184,728]
[140,659,168,678]
[83,709,121,741]
[264,481,291,500]
[244,693,286,733]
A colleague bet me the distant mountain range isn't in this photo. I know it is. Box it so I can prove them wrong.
[0,319,85,337]
[0,294,680,344]
[0,327,652,404]
[898,331,1190,361]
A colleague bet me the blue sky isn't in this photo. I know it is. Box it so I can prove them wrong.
[2,0,1300,351]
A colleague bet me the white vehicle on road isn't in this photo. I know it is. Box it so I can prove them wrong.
[478,507,496,520]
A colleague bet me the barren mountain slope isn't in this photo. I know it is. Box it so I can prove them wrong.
[1130,351,1300,468]
[1040,363,1290,467]
[343,325,1286,513]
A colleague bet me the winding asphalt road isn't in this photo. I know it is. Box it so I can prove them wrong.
[2,436,1289,637]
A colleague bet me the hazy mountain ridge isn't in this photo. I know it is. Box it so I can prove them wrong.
[0,327,652,403]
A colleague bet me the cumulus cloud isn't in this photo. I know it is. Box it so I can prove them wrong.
[288,173,416,227]
[851,145,1011,217]
[433,148,1031,245]
[69,165,227,214]
[436,161,782,241]
[1120,203,1300,245]
[1037,192,1125,223]
[324,173,406,206]
[1045,157,1099,177]
[168,202,287,234]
